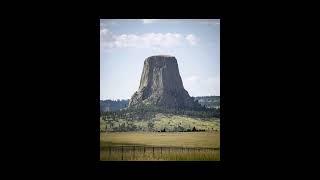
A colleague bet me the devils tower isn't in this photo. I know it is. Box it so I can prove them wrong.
[129,55,202,110]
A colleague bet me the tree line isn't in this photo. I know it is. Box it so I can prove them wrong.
[101,104,220,121]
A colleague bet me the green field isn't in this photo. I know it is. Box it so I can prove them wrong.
[100,132,220,161]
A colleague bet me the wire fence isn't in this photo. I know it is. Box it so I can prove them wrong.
[103,145,220,160]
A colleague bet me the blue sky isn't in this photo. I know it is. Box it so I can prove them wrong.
[100,19,220,100]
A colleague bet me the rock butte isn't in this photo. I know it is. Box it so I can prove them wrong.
[128,55,202,109]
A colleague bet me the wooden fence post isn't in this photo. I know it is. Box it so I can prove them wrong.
[133,146,135,159]
[121,145,124,160]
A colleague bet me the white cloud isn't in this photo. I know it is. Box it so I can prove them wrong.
[186,34,199,45]
[142,19,161,24]
[100,28,116,48]
[100,28,199,49]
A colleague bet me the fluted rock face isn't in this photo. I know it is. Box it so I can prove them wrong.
[129,55,201,109]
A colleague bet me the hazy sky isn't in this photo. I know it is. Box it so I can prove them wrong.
[100,19,220,100]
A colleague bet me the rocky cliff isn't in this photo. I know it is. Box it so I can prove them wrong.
[129,55,202,110]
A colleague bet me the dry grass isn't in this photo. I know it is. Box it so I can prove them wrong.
[100,132,220,161]
[100,132,219,148]
[100,147,220,161]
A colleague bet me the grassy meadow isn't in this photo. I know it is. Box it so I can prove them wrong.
[100,132,220,161]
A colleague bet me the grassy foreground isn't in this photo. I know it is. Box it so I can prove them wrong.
[100,132,220,161]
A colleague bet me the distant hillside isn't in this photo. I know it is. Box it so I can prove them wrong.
[100,96,220,112]
[193,96,220,109]
[100,99,129,112]
[100,113,220,132]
